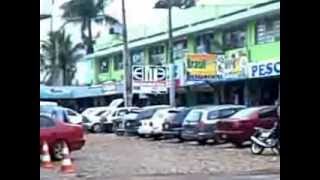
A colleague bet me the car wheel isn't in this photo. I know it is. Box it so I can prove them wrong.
[214,135,227,144]
[104,124,113,133]
[251,142,264,155]
[92,123,102,133]
[233,142,244,148]
[115,131,125,136]
[198,139,207,145]
[52,141,66,160]
[153,134,162,140]
[177,136,185,143]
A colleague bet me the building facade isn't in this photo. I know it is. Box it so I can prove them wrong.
[73,0,280,106]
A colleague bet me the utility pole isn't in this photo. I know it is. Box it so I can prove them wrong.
[167,0,176,107]
[154,0,196,107]
[121,0,132,107]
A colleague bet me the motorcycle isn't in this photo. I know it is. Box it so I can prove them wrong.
[250,123,280,155]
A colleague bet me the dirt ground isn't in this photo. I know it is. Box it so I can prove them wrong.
[40,134,280,180]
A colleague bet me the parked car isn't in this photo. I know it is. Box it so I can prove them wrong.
[40,101,58,106]
[215,106,278,147]
[124,105,170,136]
[181,105,246,145]
[64,107,83,124]
[82,99,124,133]
[82,110,106,133]
[113,108,143,136]
[100,106,140,132]
[41,106,82,125]
[137,107,185,139]
[40,113,85,160]
[162,108,192,141]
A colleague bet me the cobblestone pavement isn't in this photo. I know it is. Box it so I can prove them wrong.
[40,134,280,180]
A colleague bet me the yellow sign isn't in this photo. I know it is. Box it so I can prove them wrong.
[186,54,217,80]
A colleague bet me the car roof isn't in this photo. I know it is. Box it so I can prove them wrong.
[113,107,141,111]
[191,104,246,111]
[142,105,171,110]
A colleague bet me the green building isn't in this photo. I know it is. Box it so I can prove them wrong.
[82,0,280,106]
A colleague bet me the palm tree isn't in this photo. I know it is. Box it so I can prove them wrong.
[41,30,84,86]
[61,0,119,54]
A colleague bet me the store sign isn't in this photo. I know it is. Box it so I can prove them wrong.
[132,65,169,94]
[186,54,221,81]
[249,60,280,78]
[174,60,186,87]
[102,82,116,94]
[222,49,249,79]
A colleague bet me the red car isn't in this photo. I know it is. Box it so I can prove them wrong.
[216,106,278,147]
[40,108,85,160]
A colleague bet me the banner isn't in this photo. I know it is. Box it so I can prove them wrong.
[222,49,249,79]
[186,54,221,81]
[132,65,169,94]
[248,60,280,78]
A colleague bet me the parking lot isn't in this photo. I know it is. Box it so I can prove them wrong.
[40,134,280,180]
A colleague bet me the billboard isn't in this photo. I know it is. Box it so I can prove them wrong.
[132,65,169,94]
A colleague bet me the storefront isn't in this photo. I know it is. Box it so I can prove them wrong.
[247,60,280,105]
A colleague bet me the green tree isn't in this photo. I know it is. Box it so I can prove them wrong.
[61,0,118,54]
[41,30,84,85]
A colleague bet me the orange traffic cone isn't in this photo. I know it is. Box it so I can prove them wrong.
[60,142,75,173]
[41,141,54,169]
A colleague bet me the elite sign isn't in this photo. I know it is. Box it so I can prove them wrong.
[132,65,169,94]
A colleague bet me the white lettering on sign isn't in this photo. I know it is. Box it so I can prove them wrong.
[132,65,169,94]
[249,60,280,78]
[132,66,168,82]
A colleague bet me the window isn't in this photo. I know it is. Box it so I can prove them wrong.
[173,39,188,60]
[149,45,165,65]
[99,57,110,73]
[258,108,277,119]
[131,50,144,65]
[256,17,280,44]
[40,116,55,128]
[207,111,219,120]
[230,107,261,118]
[95,110,107,116]
[137,109,156,119]
[196,33,214,53]
[67,110,77,116]
[185,111,203,122]
[114,54,123,70]
[219,109,237,118]
[223,26,246,50]
[118,109,129,116]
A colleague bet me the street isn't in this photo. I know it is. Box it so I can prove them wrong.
[40,134,280,180]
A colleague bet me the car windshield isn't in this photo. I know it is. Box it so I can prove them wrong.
[95,110,108,116]
[40,105,56,114]
[173,109,191,122]
[230,108,261,118]
[184,110,203,122]
[137,109,156,120]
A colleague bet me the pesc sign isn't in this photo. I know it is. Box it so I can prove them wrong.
[132,65,169,94]
[249,60,280,78]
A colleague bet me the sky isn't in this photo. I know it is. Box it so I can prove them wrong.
[40,0,164,43]
[40,0,268,43]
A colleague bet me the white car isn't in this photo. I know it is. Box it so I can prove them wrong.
[64,108,83,124]
[100,107,141,132]
[82,98,124,133]
[137,106,181,138]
